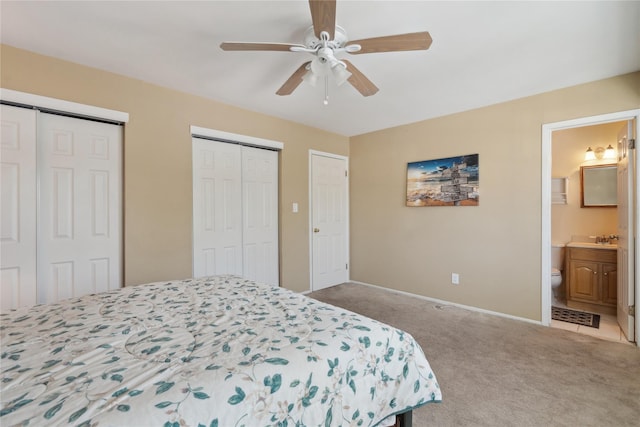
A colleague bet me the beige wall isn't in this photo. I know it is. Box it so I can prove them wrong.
[551,122,622,246]
[3,44,639,321]
[349,72,640,321]
[0,44,349,292]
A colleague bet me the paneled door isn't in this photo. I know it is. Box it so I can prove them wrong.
[310,152,349,291]
[242,146,279,285]
[192,139,279,285]
[37,113,122,304]
[617,119,636,342]
[1,105,37,310]
[192,138,243,278]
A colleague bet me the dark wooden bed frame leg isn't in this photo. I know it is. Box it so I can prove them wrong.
[394,410,412,427]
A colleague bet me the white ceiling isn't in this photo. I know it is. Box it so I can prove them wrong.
[1,1,639,136]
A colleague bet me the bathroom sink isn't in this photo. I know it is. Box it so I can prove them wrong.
[566,241,617,249]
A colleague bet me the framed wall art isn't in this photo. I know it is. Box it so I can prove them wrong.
[406,154,479,207]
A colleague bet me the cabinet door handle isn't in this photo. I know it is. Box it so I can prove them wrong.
[604,272,608,276]
[593,271,597,275]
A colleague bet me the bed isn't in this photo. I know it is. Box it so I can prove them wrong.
[0,275,441,426]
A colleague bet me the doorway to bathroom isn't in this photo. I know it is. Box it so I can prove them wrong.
[542,109,640,346]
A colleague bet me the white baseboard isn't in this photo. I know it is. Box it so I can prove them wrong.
[349,280,543,326]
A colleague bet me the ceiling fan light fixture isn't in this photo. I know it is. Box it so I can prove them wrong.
[310,57,328,76]
[302,70,319,87]
[332,63,352,86]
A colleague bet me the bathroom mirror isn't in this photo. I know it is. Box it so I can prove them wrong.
[580,164,617,207]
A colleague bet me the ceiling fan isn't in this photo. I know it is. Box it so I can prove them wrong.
[220,0,432,104]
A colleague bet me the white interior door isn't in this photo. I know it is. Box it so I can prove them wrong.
[310,152,349,291]
[37,112,122,304]
[242,146,279,286]
[617,120,636,341]
[192,138,243,278]
[1,105,37,310]
[192,139,279,284]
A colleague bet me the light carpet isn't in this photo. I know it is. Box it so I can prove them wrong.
[308,283,640,427]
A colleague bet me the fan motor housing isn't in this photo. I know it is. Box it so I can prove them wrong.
[304,25,348,50]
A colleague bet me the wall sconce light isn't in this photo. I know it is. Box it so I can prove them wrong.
[584,144,616,161]
[584,147,596,161]
[604,144,616,160]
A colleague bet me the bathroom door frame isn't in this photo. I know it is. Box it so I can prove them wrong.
[541,108,640,347]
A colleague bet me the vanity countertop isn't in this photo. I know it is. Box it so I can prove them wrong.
[566,241,617,250]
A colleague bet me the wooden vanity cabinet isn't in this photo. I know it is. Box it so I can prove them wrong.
[600,262,618,306]
[565,246,617,315]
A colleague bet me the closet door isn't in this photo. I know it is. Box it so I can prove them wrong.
[242,146,279,286]
[1,105,37,310]
[192,138,279,285]
[37,113,122,304]
[192,138,243,277]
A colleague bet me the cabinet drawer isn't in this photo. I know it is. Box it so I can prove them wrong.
[568,247,616,263]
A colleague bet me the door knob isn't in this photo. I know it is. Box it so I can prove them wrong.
[313,228,320,233]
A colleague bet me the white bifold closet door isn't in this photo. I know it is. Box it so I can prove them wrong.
[192,138,279,286]
[1,105,37,310]
[0,105,122,310]
[37,112,122,304]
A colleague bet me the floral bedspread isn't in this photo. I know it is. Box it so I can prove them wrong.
[0,275,441,426]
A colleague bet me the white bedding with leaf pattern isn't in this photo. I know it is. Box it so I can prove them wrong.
[0,275,441,426]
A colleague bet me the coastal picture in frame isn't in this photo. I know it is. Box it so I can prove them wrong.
[406,154,479,206]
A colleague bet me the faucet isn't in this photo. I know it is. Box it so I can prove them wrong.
[595,235,609,244]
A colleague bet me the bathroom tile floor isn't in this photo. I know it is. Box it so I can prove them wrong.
[551,300,632,344]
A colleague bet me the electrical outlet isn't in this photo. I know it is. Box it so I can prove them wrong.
[451,273,460,285]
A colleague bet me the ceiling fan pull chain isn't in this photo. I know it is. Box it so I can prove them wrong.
[324,76,329,105]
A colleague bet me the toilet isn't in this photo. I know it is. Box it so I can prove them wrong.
[551,244,566,303]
